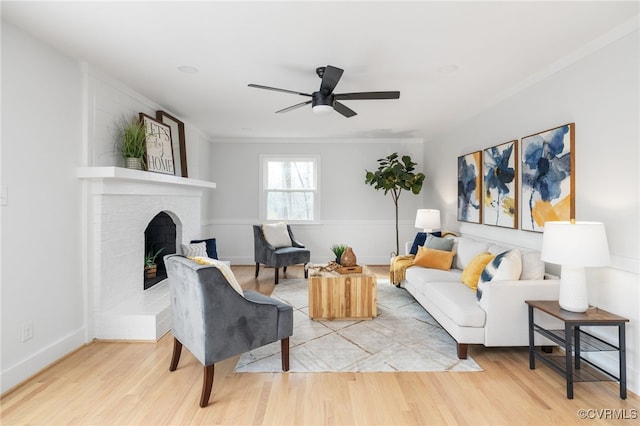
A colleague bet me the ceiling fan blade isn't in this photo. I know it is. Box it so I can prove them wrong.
[276,100,312,113]
[319,65,344,95]
[248,84,312,97]
[333,101,357,118]
[334,91,400,100]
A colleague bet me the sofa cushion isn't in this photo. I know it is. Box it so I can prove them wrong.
[422,282,486,327]
[414,247,455,270]
[405,265,462,285]
[461,252,495,290]
[262,222,291,248]
[453,237,491,270]
[480,249,522,284]
[520,250,545,280]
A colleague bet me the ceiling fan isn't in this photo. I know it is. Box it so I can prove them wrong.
[248,65,400,118]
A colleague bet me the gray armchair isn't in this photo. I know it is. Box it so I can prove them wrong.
[164,254,293,407]
[253,224,310,284]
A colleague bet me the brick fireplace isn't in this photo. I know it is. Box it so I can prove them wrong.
[78,167,215,340]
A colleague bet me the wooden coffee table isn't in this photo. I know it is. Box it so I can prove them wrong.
[307,265,377,320]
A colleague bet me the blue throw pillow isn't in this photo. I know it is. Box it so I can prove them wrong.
[409,232,443,255]
[190,238,218,260]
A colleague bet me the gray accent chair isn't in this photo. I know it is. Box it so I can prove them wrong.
[253,224,311,284]
[164,254,293,407]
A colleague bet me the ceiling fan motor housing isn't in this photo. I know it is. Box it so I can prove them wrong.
[312,91,333,107]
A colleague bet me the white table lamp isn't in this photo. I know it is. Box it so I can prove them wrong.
[540,220,610,313]
[415,209,441,232]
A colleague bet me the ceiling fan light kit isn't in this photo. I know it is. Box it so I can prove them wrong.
[249,65,400,118]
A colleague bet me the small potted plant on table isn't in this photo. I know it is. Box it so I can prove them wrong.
[330,244,346,264]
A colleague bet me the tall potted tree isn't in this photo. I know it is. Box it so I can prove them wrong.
[365,152,425,255]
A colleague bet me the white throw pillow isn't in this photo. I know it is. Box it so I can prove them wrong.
[262,222,291,248]
[454,237,491,270]
[190,256,244,296]
[480,249,523,283]
[181,242,207,257]
[520,250,546,280]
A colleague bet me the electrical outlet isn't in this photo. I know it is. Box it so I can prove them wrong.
[21,320,33,342]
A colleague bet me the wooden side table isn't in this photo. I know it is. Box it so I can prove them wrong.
[526,300,629,399]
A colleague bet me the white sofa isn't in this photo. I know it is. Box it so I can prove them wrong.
[401,235,561,359]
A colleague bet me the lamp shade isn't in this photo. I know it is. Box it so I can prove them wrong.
[415,209,441,232]
[541,221,610,267]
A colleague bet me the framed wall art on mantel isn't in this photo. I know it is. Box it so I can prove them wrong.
[483,140,518,229]
[520,123,575,232]
[157,110,188,178]
[457,151,482,224]
[140,113,175,175]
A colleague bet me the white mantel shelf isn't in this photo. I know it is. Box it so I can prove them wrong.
[77,166,216,189]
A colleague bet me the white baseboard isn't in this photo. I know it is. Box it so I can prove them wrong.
[1,328,86,394]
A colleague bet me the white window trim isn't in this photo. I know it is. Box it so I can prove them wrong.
[259,154,321,223]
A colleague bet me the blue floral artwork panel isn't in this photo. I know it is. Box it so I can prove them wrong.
[457,151,482,223]
[521,123,575,232]
[483,140,518,228]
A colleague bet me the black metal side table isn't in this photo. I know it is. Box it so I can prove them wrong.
[526,300,628,399]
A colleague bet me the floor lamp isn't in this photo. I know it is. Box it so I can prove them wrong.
[540,220,610,313]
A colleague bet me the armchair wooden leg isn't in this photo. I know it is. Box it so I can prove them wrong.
[274,268,279,284]
[200,364,215,408]
[281,337,290,371]
[169,337,182,371]
[255,263,260,278]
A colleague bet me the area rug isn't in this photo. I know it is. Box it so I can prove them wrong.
[234,278,482,373]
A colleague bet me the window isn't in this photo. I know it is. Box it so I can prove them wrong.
[260,155,320,222]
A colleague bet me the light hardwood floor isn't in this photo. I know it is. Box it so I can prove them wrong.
[2,266,638,425]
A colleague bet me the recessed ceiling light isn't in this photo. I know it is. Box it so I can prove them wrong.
[177,65,199,74]
[437,65,459,74]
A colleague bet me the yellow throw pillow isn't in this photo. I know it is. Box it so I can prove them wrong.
[461,252,495,290]
[413,246,455,271]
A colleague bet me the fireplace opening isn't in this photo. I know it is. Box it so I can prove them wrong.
[144,212,176,290]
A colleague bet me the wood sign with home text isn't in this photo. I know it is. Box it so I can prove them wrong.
[140,113,175,175]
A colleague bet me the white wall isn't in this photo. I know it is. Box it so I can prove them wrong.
[424,29,640,394]
[1,21,85,392]
[0,21,215,393]
[203,138,426,265]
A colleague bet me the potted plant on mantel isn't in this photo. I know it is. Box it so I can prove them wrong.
[144,247,164,279]
[118,117,147,170]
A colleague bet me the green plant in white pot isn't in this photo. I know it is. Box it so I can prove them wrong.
[119,117,147,170]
